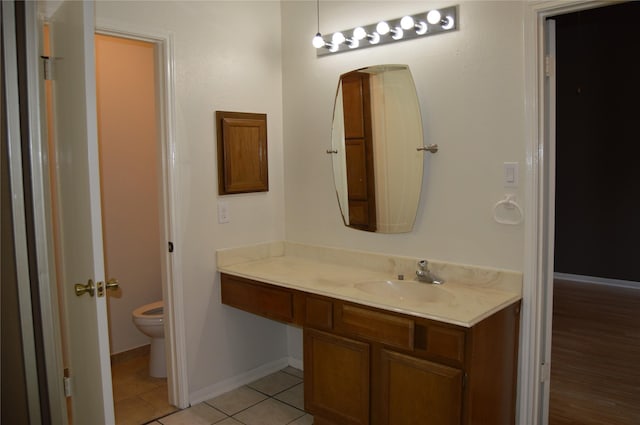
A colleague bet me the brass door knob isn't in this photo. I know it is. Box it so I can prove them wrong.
[74,279,95,297]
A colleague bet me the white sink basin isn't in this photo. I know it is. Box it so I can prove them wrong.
[354,280,454,305]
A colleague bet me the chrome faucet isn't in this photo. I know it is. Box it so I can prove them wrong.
[415,260,444,285]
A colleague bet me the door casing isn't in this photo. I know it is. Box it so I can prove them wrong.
[94,21,189,408]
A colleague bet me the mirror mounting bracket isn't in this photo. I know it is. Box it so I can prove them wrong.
[417,144,439,153]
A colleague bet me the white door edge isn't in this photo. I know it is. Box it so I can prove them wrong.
[522,1,615,424]
[95,20,189,409]
[78,2,115,420]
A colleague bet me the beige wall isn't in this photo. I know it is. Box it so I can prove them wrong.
[282,1,526,271]
[95,34,164,354]
[96,0,287,397]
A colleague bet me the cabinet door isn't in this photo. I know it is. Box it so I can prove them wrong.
[378,349,463,425]
[304,328,370,425]
[341,72,376,231]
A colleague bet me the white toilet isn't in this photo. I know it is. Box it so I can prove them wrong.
[132,301,166,378]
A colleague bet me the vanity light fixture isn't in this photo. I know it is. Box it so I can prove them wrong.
[376,21,390,35]
[311,0,327,49]
[332,32,346,45]
[401,15,428,35]
[313,5,458,56]
[353,27,367,40]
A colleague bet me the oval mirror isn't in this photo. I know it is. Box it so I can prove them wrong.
[331,64,424,233]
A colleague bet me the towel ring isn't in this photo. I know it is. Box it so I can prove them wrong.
[493,195,523,225]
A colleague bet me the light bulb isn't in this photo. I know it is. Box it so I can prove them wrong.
[329,43,339,53]
[376,21,390,35]
[442,16,454,30]
[348,38,359,49]
[353,27,367,40]
[400,16,415,30]
[368,32,381,44]
[427,10,442,25]
[332,32,346,45]
[312,33,325,48]
[415,21,427,35]
[391,27,403,40]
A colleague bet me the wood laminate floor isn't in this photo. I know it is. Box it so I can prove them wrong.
[549,279,640,425]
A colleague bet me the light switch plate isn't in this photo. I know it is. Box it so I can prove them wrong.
[218,200,230,224]
[504,162,519,188]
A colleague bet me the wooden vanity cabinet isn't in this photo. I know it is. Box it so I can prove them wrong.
[219,273,520,425]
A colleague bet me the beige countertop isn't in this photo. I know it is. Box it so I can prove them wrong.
[217,241,522,328]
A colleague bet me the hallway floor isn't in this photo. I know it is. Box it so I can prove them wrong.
[549,279,640,424]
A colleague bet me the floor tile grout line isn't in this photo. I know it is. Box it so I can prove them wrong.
[247,382,301,399]
[223,395,307,423]
[203,392,264,418]
[272,389,306,411]
[283,409,308,425]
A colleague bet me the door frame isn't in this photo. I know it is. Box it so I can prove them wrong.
[521,1,616,424]
[94,21,189,409]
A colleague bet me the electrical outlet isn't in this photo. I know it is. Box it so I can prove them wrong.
[218,201,230,224]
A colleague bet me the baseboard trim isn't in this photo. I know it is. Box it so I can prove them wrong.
[110,344,150,365]
[189,357,290,406]
[287,356,303,371]
[554,273,640,290]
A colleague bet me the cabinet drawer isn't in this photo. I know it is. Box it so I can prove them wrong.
[306,296,333,330]
[336,303,414,350]
[415,324,465,364]
[221,274,294,323]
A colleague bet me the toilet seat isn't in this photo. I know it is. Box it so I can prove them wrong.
[133,301,163,321]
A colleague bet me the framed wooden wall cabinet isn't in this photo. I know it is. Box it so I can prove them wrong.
[216,111,269,195]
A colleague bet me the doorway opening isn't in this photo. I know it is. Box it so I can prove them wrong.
[94,33,178,422]
[547,2,640,424]
[524,1,639,423]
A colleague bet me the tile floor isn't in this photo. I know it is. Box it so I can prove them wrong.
[146,367,313,425]
[112,349,178,425]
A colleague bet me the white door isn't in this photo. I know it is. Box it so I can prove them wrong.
[48,0,115,423]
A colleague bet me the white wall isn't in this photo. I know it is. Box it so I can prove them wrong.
[96,34,163,355]
[282,1,526,270]
[96,0,287,397]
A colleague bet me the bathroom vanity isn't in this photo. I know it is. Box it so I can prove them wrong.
[217,242,522,425]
